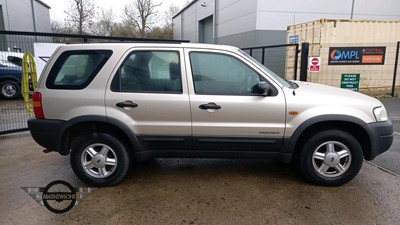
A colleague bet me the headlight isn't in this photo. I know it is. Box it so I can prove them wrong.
[373,106,388,122]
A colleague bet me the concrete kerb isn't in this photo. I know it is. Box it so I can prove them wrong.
[364,160,399,177]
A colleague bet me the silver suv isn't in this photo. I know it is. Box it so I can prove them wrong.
[28,43,393,187]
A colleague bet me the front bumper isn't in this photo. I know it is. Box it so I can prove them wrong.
[364,120,393,160]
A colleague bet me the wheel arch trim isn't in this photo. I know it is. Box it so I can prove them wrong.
[284,114,369,155]
[59,115,141,156]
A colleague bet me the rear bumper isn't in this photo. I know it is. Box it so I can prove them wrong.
[28,119,69,155]
[364,120,393,160]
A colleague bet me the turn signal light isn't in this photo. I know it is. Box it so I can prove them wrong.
[32,92,44,119]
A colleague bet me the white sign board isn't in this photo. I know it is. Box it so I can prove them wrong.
[309,57,321,72]
[33,43,65,77]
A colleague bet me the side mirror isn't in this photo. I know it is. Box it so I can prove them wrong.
[258,81,270,96]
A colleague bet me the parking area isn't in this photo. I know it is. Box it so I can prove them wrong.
[1,133,400,225]
[0,99,399,225]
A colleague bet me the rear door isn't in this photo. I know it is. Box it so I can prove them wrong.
[105,47,192,151]
[184,48,286,152]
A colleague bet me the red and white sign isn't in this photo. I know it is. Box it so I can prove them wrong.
[309,57,321,72]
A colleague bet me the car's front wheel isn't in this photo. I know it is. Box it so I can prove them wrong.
[297,129,363,186]
[70,133,131,187]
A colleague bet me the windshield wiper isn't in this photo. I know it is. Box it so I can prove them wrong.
[287,80,299,89]
[287,80,298,96]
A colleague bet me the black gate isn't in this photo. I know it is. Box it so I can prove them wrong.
[392,41,400,97]
[241,43,301,80]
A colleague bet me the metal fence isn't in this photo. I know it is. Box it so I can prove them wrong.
[0,30,184,53]
[0,99,28,134]
[242,43,300,79]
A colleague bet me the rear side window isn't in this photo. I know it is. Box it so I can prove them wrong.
[46,50,112,89]
[111,50,182,93]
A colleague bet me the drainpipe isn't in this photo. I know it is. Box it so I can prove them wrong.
[213,0,217,44]
[31,0,38,42]
[30,0,37,32]
[181,13,184,40]
[5,0,10,29]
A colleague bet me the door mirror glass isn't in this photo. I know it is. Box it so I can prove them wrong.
[258,81,270,96]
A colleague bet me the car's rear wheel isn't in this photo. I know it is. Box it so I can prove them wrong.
[70,133,130,187]
[0,80,19,99]
[297,130,363,186]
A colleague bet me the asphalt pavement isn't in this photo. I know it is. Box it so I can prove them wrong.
[1,132,400,225]
[0,98,399,225]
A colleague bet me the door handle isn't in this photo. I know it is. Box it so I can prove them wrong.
[116,101,138,108]
[199,102,221,110]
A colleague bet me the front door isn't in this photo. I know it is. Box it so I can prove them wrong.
[185,49,286,152]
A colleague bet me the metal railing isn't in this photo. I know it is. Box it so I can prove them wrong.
[242,43,300,80]
[391,41,400,97]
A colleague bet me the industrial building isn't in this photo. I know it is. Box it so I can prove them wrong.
[173,0,400,94]
[173,0,400,48]
[0,0,51,52]
[0,0,51,32]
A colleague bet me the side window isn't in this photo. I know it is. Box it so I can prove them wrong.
[190,52,260,95]
[46,50,112,89]
[7,56,22,66]
[111,51,182,93]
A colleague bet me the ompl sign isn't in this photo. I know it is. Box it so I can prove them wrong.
[328,47,386,65]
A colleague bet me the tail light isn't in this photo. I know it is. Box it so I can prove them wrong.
[32,92,44,119]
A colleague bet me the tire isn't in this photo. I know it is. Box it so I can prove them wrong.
[70,133,131,187]
[297,130,363,186]
[0,80,20,99]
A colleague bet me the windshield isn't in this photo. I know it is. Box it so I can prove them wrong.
[239,49,293,88]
